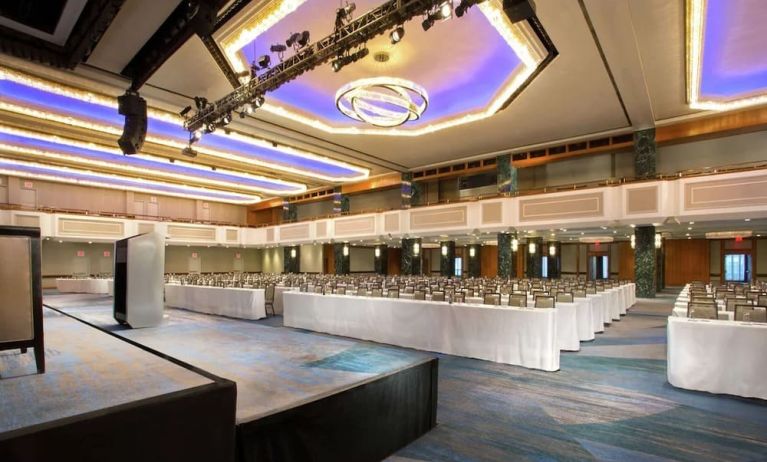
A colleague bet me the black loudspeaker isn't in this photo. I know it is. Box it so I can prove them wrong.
[117,91,147,154]
[503,0,536,23]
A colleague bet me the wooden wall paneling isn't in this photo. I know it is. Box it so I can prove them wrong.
[322,243,335,274]
[617,241,635,281]
[387,248,402,275]
[480,246,498,278]
[664,239,710,286]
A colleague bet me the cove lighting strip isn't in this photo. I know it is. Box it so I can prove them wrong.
[219,0,547,137]
[0,125,303,196]
[0,157,261,204]
[686,0,767,111]
[0,67,369,182]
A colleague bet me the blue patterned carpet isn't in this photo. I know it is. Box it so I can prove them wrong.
[388,293,767,462]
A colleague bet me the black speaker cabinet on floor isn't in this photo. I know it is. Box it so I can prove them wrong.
[0,226,44,373]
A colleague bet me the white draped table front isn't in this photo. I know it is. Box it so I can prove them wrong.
[56,278,113,295]
[273,285,299,315]
[283,292,560,371]
[164,284,266,320]
[667,316,767,400]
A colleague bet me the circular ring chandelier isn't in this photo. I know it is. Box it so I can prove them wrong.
[335,77,429,128]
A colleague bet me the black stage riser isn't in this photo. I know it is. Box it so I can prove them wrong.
[236,358,438,462]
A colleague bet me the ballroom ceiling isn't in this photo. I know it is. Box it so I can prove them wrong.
[0,0,766,202]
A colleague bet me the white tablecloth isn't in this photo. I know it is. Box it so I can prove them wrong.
[284,292,560,371]
[274,286,299,315]
[164,283,266,320]
[667,316,767,400]
[585,294,605,333]
[56,278,112,295]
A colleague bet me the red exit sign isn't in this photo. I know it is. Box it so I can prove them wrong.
[76,250,85,257]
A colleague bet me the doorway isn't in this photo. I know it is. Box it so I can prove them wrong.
[588,254,609,280]
[724,253,751,282]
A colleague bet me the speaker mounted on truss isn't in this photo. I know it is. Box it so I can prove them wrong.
[117,90,147,155]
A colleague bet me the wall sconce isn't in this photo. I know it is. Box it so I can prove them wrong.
[441,245,448,256]
[469,246,476,258]
[343,245,349,256]
[290,248,296,258]
[654,233,662,249]
[630,235,635,249]
[511,238,518,252]
[413,242,420,255]
[374,247,381,258]
[529,242,536,254]
[548,244,556,256]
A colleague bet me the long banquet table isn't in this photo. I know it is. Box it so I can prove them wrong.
[164,283,266,320]
[56,278,113,295]
[284,292,560,371]
[667,316,767,400]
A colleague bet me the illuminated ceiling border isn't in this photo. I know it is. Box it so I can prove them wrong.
[0,66,369,182]
[218,0,550,137]
[686,0,767,111]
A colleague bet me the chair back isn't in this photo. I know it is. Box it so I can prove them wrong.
[371,288,383,298]
[265,284,275,302]
[335,287,346,295]
[508,294,527,307]
[534,296,555,308]
[387,289,399,299]
[585,287,596,295]
[688,303,717,319]
[735,305,766,322]
[432,291,445,302]
[573,288,586,298]
[556,292,574,303]
[452,292,465,303]
[726,297,750,312]
[414,290,426,300]
[483,293,501,306]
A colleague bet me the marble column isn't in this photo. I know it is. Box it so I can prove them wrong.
[546,241,561,279]
[634,226,656,298]
[282,200,297,222]
[333,186,349,216]
[401,173,417,209]
[374,245,388,275]
[467,244,481,278]
[496,153,518,194]
[401,238,422,275]
[283,246,300,273]
[497,233,513,278]
[439,241,456,277]
[634,129,657,178]
[526,237,543,279]
[333,243,350,275]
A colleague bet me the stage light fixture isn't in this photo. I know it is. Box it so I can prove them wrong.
[221,112,232,125]
[194,96,209,110]
[438,0,453,19]
[390,26,404,44]
[179,105,192,117]
[286,32,301,48]
[270,44,287,53]
[205,121,216,133]
[181,146,198,158]
[257,54,271,69]
[422,16,434,31]
[335,2,356,29]
[191,129,203,142]
[297,30,310,47]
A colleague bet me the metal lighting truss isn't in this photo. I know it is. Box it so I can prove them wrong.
[183,0,556,133]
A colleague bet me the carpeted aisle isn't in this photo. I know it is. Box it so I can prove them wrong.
[388,290,767,462]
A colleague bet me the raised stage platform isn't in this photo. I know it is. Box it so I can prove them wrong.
[1,293,437,462]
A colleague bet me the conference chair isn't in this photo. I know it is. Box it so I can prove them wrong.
[413,290,426,300]
[687,302,718,320]
[534,296,555,308]
[335,287,346,295]
[508,294,527,308]
[387,289,399,299]
[265,284,275,316]
[585,287,597,295]
[735,305,766,322]
[452,293,465,304]
[432,291,445,302]
[483,293,501,306]
[313,286,324,294]
[725,297,751,312]
[371,288,383,298]
[758,294,767,306]
[556,292,574,303]
[573,288,586,298]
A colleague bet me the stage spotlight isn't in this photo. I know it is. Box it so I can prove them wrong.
[191,129,203,142]
[194,96,209,110]
[270,44,287,53]
[390,26,404,44]
[335,2,356,28]
[286,32,301,47]
[422,16,434,31]
[181,145,198,158]
[257,54,271,69]
[179,105,192,117]
[253,95,265,108]
[438,0,453,19]
[221,112,232,125]
[297,30,310,47]
[332,57,343,72]
[205,121,216,133]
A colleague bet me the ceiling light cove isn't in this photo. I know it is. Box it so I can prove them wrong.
[218,0,550,136]
[0,157,261,204]
[0,67,369,182]
[686,0,767,111]
[0,126,305,196]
